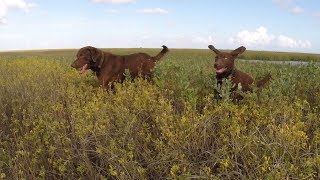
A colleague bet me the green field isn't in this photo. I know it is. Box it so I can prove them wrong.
[2,48,320,62]
[1,48,320,179]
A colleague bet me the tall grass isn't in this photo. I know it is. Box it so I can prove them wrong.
[1,48,320,62]
[0,49,320,179]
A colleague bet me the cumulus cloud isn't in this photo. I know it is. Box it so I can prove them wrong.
[230,26,312,49]
[0,33,24,39]
[192,35,214,45]
[311,11,320,17]
[277,35,312,48]
[289,6,304,15]
[137,8,169,15]
[105,9,119,14]
[272,0,293,8]
[273,0,305,15]
[0,0,35,24]
[130,33,217,49]
[91,0,135,4]
[229,26,275,46]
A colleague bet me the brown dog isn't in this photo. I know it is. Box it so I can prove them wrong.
[71,45,169,88]
[208,45,271,100]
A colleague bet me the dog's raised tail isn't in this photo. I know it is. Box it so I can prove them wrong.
[256,73,272,88]
[153,45,169,61]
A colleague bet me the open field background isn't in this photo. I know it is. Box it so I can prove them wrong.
[0,48,320,179]
[1,48,320,62]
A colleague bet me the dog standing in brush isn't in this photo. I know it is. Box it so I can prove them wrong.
[71,45,168,89]
[208,45,271,100]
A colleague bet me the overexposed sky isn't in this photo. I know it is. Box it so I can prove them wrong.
[0,0,320,53]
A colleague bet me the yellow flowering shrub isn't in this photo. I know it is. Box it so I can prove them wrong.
[0,50,319,179]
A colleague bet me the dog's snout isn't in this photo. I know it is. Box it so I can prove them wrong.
[71,61,76,68]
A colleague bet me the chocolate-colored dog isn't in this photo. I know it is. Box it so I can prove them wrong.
[208,45,271,100]
[71,45,169,88]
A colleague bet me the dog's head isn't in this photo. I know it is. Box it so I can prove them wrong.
[71,46,104,74]
[208,45,246,75]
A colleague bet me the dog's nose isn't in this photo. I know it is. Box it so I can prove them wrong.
[214,63,218,68]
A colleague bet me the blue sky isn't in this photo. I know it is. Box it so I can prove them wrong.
[0,0,319,53]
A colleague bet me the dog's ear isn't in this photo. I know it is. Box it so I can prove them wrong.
[208,45,221,54]
[230,46,246,57]
[88,46,104,68]
[87,46,100,63]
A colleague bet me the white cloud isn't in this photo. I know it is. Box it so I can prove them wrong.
[91,0,135,4]
[192,35,214,45]
[2,0,35,12]
[229,26,275,46]
[0,0,35,24]
[124,33,217,49]
[311,11,320,17]
[0,33,24,39]
[289,6,304,15]
[0,17,7,24]
[106,9,119,14]
[137,8,169,15]
[273,0,306,15]
[277,35,312,48]
[272,0,293,8]
[230,26,312,50]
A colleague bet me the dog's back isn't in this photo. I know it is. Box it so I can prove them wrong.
[121,53,155,78]
[122,45,168,77]
[98,46,169,86]
[71,45,169,89]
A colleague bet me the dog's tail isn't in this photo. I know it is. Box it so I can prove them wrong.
[256,73,272,88]
[153,45,169,61]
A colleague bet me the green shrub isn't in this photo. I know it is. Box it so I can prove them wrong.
[0,50,319,179]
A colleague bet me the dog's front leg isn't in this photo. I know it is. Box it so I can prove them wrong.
[100,75,113,90]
